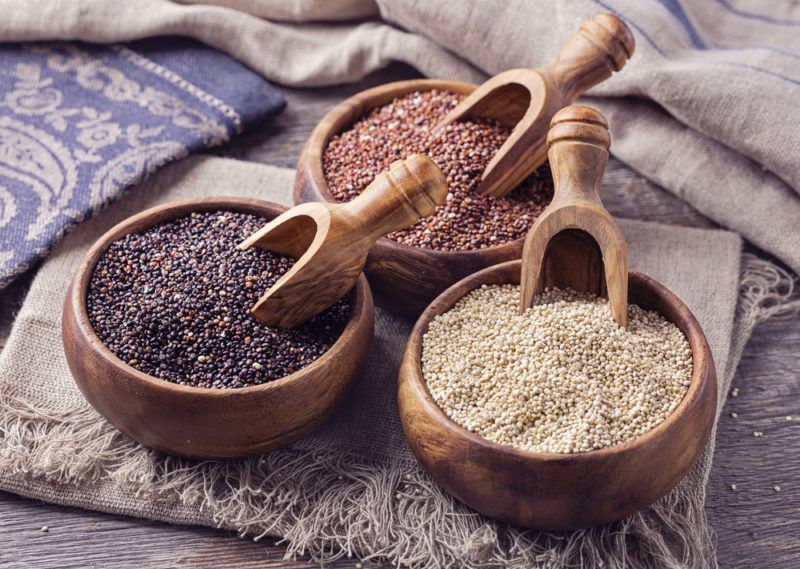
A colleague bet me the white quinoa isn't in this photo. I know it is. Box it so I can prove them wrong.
[421,285,693,454]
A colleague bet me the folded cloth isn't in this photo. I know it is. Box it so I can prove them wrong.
[3,0,798,278]
[0,155,789,569]
[0,36,285,288]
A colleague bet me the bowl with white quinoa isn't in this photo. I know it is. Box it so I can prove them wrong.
[294,80,554,317]
[63,197,374,459]
[398,260,716,530]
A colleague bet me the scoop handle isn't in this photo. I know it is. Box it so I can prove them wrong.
[546,106,611,208]
[543,13,635,103]
[341,154,447,240]
[519,105,628,327]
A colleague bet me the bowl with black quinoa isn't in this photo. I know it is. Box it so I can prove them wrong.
[294,79,555,317]
[62,197,374,459]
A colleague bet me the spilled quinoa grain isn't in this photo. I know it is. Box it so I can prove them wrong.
[323,90,553,251]
[87,211,351,389]
[422,285,693,453]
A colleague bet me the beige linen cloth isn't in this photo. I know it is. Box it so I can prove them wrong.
[2,0,800,276]
[2,1,800,567]
[0,155,790,569]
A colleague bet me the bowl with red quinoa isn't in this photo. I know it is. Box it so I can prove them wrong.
[62,197,374,459]
[295,80,555,316]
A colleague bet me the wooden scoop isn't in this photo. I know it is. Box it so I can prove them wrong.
[440,13,635,198]
[519,105,628,327]
[239,154,447,328]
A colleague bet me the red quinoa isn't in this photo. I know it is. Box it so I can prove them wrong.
[323,90,553,251]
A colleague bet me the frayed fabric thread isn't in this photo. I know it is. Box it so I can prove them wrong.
[0,391,717,569]
[738,254,800,328]
[0,255,796,569]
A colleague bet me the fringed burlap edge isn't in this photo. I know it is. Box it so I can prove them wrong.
[1,254,797,569]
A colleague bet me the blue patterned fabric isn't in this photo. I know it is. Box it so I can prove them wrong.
[0,37,285,288]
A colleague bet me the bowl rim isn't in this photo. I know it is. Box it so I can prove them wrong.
[296,78,536,261]
[402,259,715,462]
[68,195,372,399]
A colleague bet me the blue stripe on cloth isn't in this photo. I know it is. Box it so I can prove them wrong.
[0,38,285,288]
[713,0,800,26]
[654,0,707,48]
[592,0,800,84]
[653,0,800,57]
[591,0,666,56]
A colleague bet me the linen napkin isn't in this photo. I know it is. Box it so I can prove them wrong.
[0,36,285,288]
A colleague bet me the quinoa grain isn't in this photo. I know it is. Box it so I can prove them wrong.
[87,211,351,389]
[324,90,552,251]
[422,286,693,453]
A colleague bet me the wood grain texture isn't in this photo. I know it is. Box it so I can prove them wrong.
[443,13,635,197]
[520,105,628,327]
[707,314,800,568]
[0,491,370,569]
[0,63,797,567]
[62,197,375,459]
[242,155,445,328]
[0,270,33,349]
[397,262,716,530]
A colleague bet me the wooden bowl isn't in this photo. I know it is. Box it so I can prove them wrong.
[397,261,717,530]
[295,79,531,317]
[62,197,374,459]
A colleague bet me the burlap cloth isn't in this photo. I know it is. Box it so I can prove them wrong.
[1,155,792,568]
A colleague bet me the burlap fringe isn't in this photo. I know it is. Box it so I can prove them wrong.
[732,254,800,364]
[1,254,797,569]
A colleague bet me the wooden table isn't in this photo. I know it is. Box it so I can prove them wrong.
[1,64,797,568]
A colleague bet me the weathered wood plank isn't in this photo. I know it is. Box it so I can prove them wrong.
[706,315,800,568]
[0,491,363,568]
[0,271,34,349]
[1,62,797,568]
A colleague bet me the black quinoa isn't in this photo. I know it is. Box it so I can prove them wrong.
[86,211,351,389]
